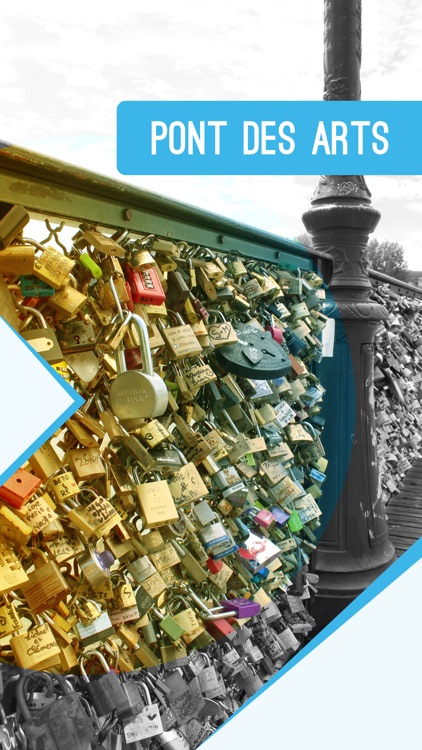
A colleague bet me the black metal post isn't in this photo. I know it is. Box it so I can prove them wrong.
[302,0,396,627]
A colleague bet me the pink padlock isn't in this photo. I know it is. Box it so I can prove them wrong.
[254,508,276,530]
[265,324,283,344]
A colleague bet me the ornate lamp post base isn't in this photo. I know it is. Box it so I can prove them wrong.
[303,175,396,630]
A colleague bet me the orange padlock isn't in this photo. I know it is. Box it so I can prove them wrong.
[0,468,42,509]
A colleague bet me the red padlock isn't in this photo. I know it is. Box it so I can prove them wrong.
[124,346,143,371]
[205,618,235,640]
[125,267,166,306]
[206,557,223,574]
[125,282,134,311]
[21,298,40,309]
[0,469,42,509]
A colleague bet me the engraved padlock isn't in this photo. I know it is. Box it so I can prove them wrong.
[182,356,217,391]
[16,670,96,749]
[108,570,139,625]
[167,595,205,645]
[123,681,164,744]
[32,243,75,288]
[109,313,168,420]
[79,650,128,717]
[206,309,239,348]
[10,609,62,670]
[133,467,179,529]
[166,446,208,507]
[20,546,70,613]
[159,310,203,360]
[197,653,223,697]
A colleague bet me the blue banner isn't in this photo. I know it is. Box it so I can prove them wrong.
[117,101,422,175]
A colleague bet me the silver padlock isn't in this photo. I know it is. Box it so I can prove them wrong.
[109,312,168,420]
[158,729,191,750]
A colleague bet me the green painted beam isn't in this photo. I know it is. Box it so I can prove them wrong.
[0,143,317,271]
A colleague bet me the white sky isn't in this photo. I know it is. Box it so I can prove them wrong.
[1,1,422,267]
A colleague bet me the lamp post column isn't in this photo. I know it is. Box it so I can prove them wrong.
[302,0,396,626]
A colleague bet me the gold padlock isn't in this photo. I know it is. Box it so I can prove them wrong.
[0,506,32,549]
[134,470,179,529]
[182,357,217,390]
[10,610,62,670]
[0,596,22,638]
[21,494,58,535]
[0,245,35,275]
[139,420,171,449]
[159,311,203,360]
[0,537,29,592]
[48,470,80,503]
[168,597,205,645]
[207,310,239,348]
[48,284,87,318]
[33,245,75,289]
[28,442,63,481]
[66,447,106,482]
[20,547,71,614]
[167,462,209,507]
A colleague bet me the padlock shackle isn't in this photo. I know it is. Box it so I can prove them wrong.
[131,463,146,485]
[108,309,133,342]
[79,648,111,680]
[220,409,239,436]
[138,680,152,706]
[171,444,188,466]
[202,607,237,620]
[16,672,71,722]
[116,313,154,377]
[27,547,49,563]
[302,421,317,438]
[201,652,212,667]
[208,309,226,323]
[102,639,120,670]
[135,232,155,248]
[17,303,48,329]
[109,275,125,322]
[21,237,48,253]
[166,309,185,326]
[79,485,100,501]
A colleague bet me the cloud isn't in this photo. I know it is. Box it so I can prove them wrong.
[1,0,421,271]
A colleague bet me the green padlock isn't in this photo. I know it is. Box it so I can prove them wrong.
[78,252,103,279]
[288,509,303,533]
[153,606,185,641]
